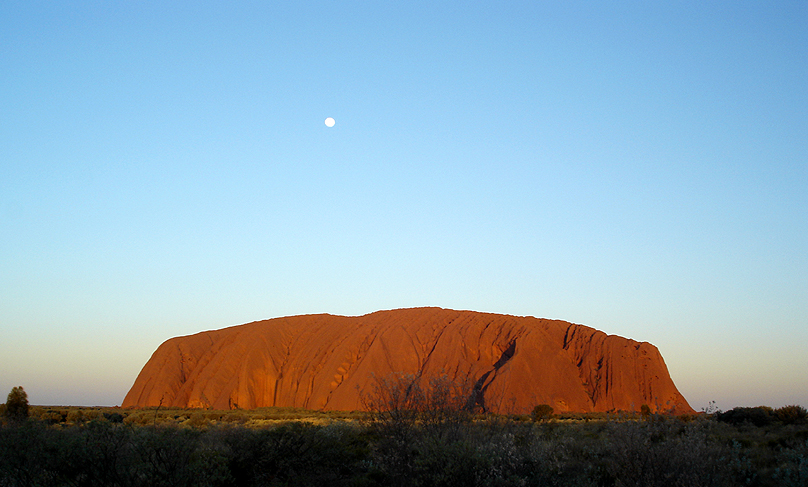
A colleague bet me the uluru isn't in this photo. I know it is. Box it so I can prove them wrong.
[123,307,693,414]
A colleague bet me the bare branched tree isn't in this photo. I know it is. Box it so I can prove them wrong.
[361,373,480,442]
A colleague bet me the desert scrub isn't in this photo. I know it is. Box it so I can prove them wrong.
[775,405,808,425]
[184,412,208,427]
[605,418,733,487]
[772,439,808,486]
[131,425,231,487]
[212,421,370,487]
[2,403,808,486]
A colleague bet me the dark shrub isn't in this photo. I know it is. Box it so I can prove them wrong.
[409,438,486,487]
[67,420,136,487]
[0,420,79,486]
[716,407,774,427]
[531,404,554,422]
[772,439,808,485]
[216,422,369,487]
[104,411,125,423]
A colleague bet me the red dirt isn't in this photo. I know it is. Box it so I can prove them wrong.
[122,307,693,414]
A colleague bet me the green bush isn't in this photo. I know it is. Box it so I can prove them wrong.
[185,412,208,427]
[66,409,85,424]
[4,386,29,422]
[775,405,808,425]
[124,411,154,426]
[531,404,554,422]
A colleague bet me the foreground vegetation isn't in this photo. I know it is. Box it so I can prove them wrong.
[1,384,806,486]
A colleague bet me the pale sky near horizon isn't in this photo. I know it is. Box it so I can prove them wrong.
[1,2,806,410]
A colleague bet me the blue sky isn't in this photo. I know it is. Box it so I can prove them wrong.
[1,1,806,409]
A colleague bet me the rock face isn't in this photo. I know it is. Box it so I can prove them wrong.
[123,308,693,414]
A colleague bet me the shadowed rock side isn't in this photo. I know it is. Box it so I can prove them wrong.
[123,308,693,414]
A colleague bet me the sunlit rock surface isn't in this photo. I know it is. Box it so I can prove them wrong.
[123,307,693,414]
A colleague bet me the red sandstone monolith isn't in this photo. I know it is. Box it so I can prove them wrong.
[123,308,693,414]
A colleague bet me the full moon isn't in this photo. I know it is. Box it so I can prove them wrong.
[324,117,335,127]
